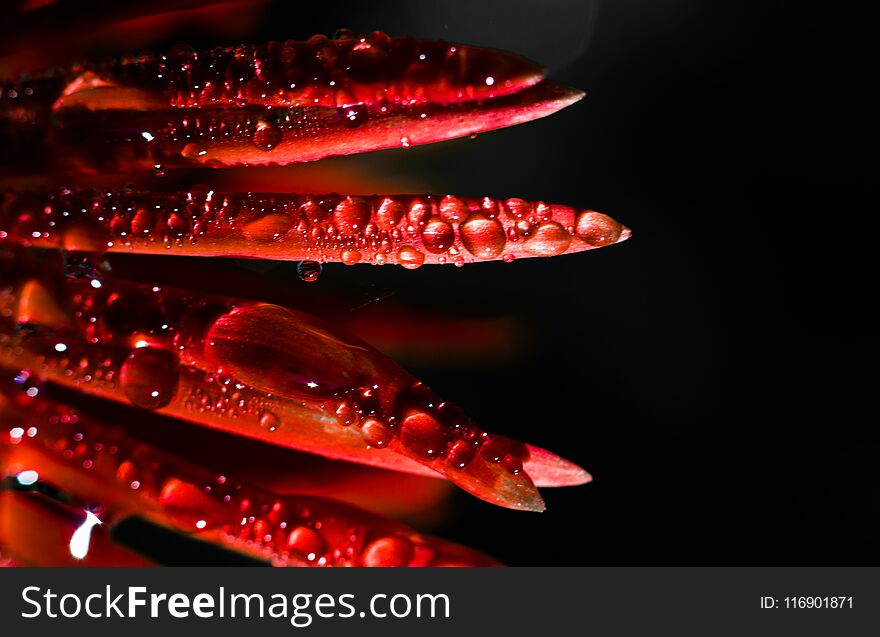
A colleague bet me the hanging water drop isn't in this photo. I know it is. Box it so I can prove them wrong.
[297,260,322,282]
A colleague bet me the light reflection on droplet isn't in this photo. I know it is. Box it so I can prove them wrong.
[69,511,102,560]
[16,470,39,486]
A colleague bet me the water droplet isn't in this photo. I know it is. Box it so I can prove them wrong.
[288,526,325,560]
[361,417,392,448]
[240,214,293,242]
[259,411,281,432]
[119,347,179,410]
[116,460,140,485]
[407,201,429,228]
[253,121,283,151]
[375,198,404,230]
[400,136,411,148]
[181,143,207,159]
[504,198,532,219]
[301,200,329,224]
[205,305,386,401]
[420,217,454,253]
[575,211,623,246]
[534,202,553,222]
[335,401,358,426]
[341,248,362,265]
[333,197,371,235]
[297,260,322,282]
[459,214,506,259]
[523,221,572,257]
[396,246,425,269]
[438,196,468,223]
[399,412,452,460]
[337,102,369,128]
[131,209,154,236]
[362,536,414,567]
[159,478,223,531]
[480,438,507,463]
[447,439,479,469]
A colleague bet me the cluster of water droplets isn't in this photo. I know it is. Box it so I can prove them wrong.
[6,380,452,566]
[1,188,623,268]
[150,31,528,111]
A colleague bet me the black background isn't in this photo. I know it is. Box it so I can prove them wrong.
[244,0,876,565]
[9,0,879,565]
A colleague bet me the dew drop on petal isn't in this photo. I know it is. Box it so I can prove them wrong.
[459,214,506,259]
[253,121,283,151]
[341,249,362,265]
[523,221,572,257]
[288,526,325,559]
[259,411,281,432]
[361,417,393,448]
[396,246,425,269]
[362,536,414,567]
[399,412,452,460]
[575,211,623,247]
[119,347,179,410]
[420,217,454,253]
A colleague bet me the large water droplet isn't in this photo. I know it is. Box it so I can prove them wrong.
[253,121,283,151]
[459,214,506,259]
[399,412,452,460]
[362,536,414,567]
[159,478,224,531]
[447,439,479,469]
[333,197,371,235]
[361,417,393,448]
[575,211,623,246]
[288,526,325,560]
[420,217,454,253]
[204,304,392,401]
[438,196,468,223]
[396,246,425,269]
[297,260,322,282]
[523,221,572,257]
[375,198,404,230]
[119,347,179,410]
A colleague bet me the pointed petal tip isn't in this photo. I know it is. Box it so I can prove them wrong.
[524,444,592,487]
